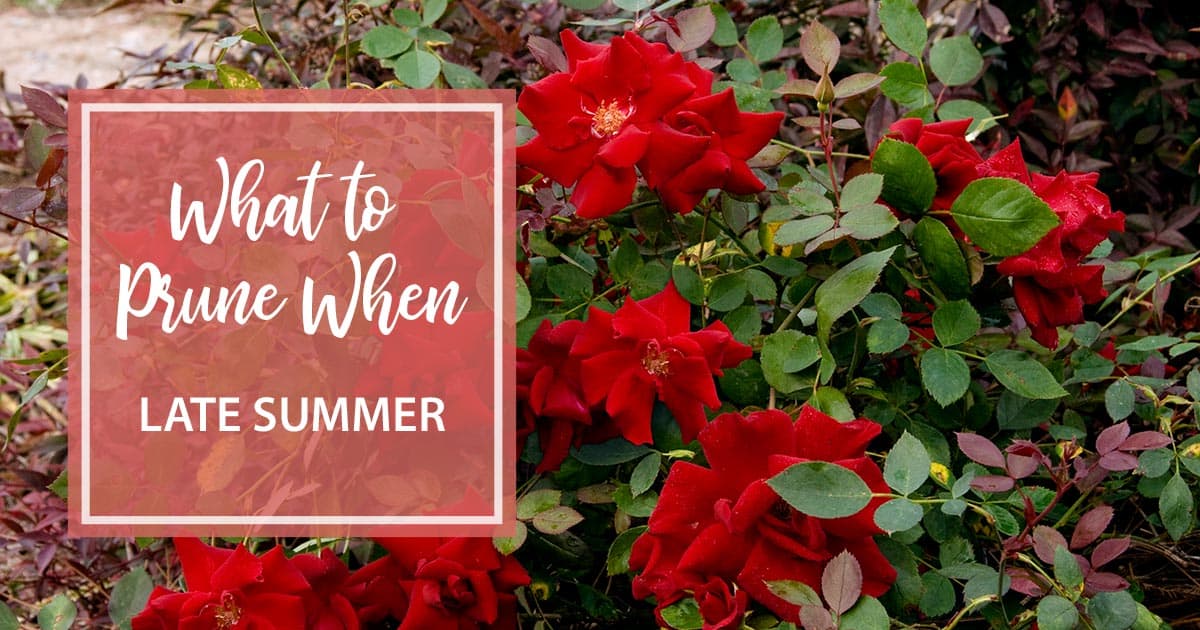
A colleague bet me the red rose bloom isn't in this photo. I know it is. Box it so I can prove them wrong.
[291,550,361,630]
[693,577,749,630]
[517,318,620,472]
[517,31,702,218]
[569,282,752,445]
[132,538,310,630]
[885,118,983,212]
[640,89,784,214]
[374,537,530,630]
[630,407,896,623]
[980,142,1125,348]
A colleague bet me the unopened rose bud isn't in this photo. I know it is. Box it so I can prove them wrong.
[816,73,836,111]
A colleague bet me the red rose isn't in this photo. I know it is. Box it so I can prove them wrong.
[342,556,410,625]
[291,550,361,630]
[517,31,703,218]
[630,407,896,623]
[516,319,601,472]
[132,538,310,630]
[981,142,1125,348]
[641,89,784,214]
[885,118,983,212]
[569,282,752,445]
[693,577,749,630]
[373,537,530,630]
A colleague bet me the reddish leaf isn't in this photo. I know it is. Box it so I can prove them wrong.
[834,73,884,99]
[823,1,868,17]
[0,187,45,218]
[1098,451,1140,472]
[800,605,836,630]
[665,7,717,53]
[1007,567,1047,596]
[20,86,67,128]
[821,550,863,615]
[0,117,19,152]
[777,79,817,97]
[1165,40,1200,61]
[957,432,1006,468]
[1082,3,1106,38]
[1085,571,1129,593]
[527,35,567,73]
[1091,537,1130,568]
[461,0,522,56]
[1006,454,1040,479]
[1110,28,1167,56]
[799,20,841,75]
[979,3,1013,43]
[1095,422,1130,455]
[1119,431,1172,452]
[1070,505,1114,549]
[1033,525,1070,564]
[970,475,1015,493]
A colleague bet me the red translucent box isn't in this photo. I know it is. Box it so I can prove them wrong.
[68,89,516,537]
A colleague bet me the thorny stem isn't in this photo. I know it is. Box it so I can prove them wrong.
[252,0,304,87]
[820,111,841,208]
[769,138,870,160]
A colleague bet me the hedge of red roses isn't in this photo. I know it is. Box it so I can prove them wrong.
[132,538,529,630]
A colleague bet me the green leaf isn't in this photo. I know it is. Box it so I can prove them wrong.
[441,61,487,88]
[1087,591,1138,630]
[1117,335,1181,351]
[879,0,928,58]
[216,64,261,89]
[938,99,997,135]
[606,526,648,575]
[815,246,897,340]
[868,318,910,354]
[860,293,903,320]
[984,350,1068,399]
[393,7,422,25]
[722,305,763,344]
[841,204,899,240]
[1105,380,1135,421]
[659,598,703,630]
[809,386,854,422]
[741,269,777,301]
[710,4,738,47]
[885,431,931,495]
[572,438,652,466]
[393,49,442,88]
[775,215,835,246]
[707,273,748,312]
[515,277,531,322]
[760,330,820,394]
[630,452,661,497]
[1160,473,1194,541]
[840,595,889,630]
[921,347,970,406]
[1054,545,1084,590]
[421,0,448,24]
[493,521,528,555]
[37,595,75,630]
[614,485,658,518]
[766,580,822,607]
[932,300,980,346]
[1038,595,1080,630]
[532,505,584,534]
[875,497,924,532]
[929,36,983,86]
[718,359,770,406]
[613,0,654,11]
[546,264,593,304]
[880,62,931,108]
[610,240,643,282]
[873,139,936,215]
[949,178,1060,257]
[0,602,19,630]
[672,264,705,305]
[362,25,414,58]
[517,488,561,519]
[841,173,884,208]
[725,58,761,83]
[746,16,784,62]
[768,461,873,519]
[48,469,67,500]
[919,572,956,617]
[912,217,971,299]
[109,568,153,630]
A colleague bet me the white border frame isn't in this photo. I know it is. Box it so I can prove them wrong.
[80,101,505,526]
